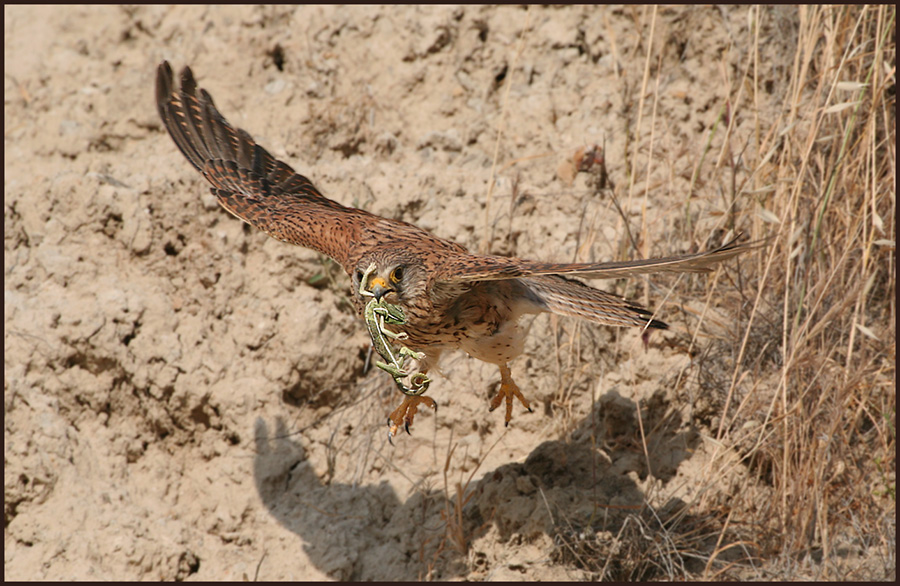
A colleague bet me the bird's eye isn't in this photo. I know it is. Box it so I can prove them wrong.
[355,269,364,282]
[390,267,404,283]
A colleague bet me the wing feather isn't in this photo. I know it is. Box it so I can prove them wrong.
[434,235,756,283]
[156,61,380,268]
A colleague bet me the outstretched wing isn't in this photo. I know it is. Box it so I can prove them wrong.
[524,274,669,329]
[156,61,379,269]
[433,235,754,283]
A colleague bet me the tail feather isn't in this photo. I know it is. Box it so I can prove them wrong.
[524,275,668,330]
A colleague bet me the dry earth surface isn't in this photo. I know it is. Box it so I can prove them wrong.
[5,5,894,581]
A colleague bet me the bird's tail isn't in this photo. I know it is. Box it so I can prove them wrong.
[524,274,668,330]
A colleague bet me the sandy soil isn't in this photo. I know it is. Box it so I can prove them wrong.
[4,5,873,581]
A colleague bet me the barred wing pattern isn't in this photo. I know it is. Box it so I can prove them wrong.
[157,61,373,268]
[432,236,748,284]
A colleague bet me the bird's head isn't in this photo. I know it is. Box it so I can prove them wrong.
[352,252,427,308]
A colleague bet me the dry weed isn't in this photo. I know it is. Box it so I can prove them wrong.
[673,5,895,580]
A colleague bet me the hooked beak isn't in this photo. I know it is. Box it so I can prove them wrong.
[367,275,392,301]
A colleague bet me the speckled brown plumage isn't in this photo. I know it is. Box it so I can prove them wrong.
[156,61,752,434]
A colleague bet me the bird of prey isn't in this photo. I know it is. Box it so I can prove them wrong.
[156,61,750,438]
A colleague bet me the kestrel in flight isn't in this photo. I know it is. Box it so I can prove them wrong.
[156,61,750,438]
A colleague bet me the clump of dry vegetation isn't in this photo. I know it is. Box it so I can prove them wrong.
[654,5,895,579]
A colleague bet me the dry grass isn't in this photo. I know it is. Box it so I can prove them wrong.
[663,5,896,579]
[551,505,749,581]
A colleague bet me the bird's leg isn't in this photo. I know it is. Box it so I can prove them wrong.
[388,380,437,441]
[382,340,435,441]
[374,312,437,440]
[488,363,533,426]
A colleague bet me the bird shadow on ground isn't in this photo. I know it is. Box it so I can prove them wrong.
[252,386,704,580]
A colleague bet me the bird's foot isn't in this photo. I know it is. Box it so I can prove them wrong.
[488,365,533,426]
[388,394,437,442]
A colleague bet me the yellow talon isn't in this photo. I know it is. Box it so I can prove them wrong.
[388,394,437,440]
[488,364,532,426]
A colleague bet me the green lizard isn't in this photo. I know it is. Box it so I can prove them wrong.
[359,263,432,396]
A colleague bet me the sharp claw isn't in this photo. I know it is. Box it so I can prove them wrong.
[387,417,398,445]
[489,369,531,426]
[386,395,436,442]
